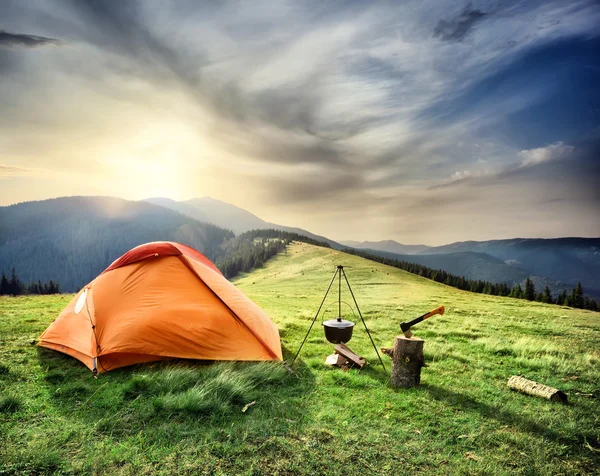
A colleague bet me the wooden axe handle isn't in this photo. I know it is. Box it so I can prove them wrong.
[420,305,445,321]
[401,305,445,331]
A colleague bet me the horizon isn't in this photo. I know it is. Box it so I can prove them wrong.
[2,193,599,247]
[1,1,599,244]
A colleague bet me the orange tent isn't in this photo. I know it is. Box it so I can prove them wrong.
[39,242,282,374]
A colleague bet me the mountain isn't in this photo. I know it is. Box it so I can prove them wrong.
[359,248,530,284]
[0,197,234,291]
[359,245,600,299]
[144,197,211,223]
[144,196,343,249]
[340,239,430,255]
[419,238,600,291]
[145,197,264,234]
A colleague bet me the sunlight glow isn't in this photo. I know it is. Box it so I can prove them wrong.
[99,120,215,200]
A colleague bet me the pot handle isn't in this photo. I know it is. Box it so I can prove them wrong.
[321,300,357,324]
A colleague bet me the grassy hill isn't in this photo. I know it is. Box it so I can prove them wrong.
[1,243,599,474]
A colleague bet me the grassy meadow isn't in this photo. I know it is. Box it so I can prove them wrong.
[1,242,599,474]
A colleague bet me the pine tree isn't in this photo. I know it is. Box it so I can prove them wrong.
[572,282,584,308]
[536,292,543,302]
[9,268,23,296]
[524,278,536,301]
[565,292,573,307]
[556,290,568,306]
[0,272,8,295]
[541,286,553,304]
[47,280,57,294]
[510,284,524,299]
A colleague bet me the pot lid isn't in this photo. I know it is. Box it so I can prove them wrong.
[323,318,355,329]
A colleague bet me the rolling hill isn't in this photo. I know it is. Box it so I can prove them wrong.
[143,197,343,249]
[1,242,598,474]
[0,197,234,291]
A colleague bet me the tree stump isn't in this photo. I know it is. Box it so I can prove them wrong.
[390,336,425,388]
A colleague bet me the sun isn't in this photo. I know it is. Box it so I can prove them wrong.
[99,119,213,200]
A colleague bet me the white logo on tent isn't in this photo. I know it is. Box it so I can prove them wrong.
[74,288,88,314]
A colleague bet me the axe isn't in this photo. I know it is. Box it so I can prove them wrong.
[400,305,445,338]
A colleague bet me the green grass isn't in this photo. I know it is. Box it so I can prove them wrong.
[1,242,599,474]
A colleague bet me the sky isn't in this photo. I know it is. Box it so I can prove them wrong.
[0,0,599,245]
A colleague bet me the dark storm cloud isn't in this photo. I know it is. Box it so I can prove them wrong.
[433,3,487,42]
[0,30,59,48]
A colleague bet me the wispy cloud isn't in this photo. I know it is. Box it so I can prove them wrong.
[518,141,575,167]
[0,165,36,177]
[0,30,59,48]
[442,141,577,186]
[433,3,487,42]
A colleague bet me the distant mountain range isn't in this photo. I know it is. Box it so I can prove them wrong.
[421,238,600,284]
[144,197,343,249]
[345,238,600,298]
[340,240,430,255]
[1,195,598,299]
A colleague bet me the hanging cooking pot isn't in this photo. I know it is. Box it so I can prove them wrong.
[323,317,355,344]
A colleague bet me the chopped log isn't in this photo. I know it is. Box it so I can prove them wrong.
[390,336,425,388]
[507,376,568,403]
[334,343,366,369]
[325,353,350,367]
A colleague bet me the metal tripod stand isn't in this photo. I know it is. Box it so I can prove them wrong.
[291,265,386,370]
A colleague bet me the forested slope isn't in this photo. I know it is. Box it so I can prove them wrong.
[0,197,233,291]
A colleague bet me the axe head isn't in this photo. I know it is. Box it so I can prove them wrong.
[400,321,414,338]
[399,305,445,338]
